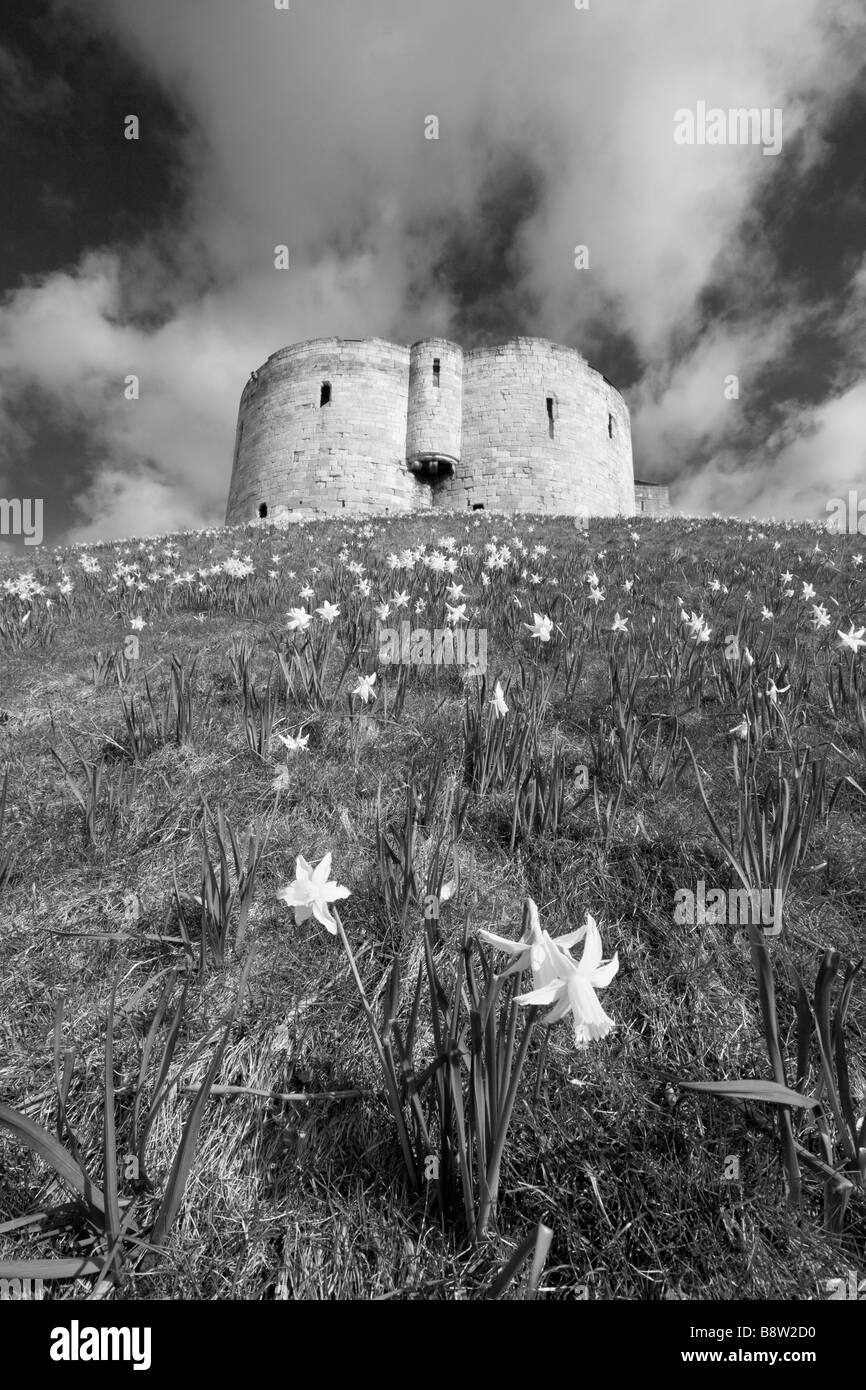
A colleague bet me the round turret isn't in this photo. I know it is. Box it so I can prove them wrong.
[405,338,463,481]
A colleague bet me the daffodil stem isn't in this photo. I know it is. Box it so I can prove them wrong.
[477,1009,537,1239]
[333,909,420,1192]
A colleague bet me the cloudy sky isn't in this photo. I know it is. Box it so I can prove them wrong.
[1,0,864,546]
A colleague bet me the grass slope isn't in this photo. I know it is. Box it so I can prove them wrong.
[0,510,864,1300]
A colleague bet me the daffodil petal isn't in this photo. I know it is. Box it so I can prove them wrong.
[321,883,351,903]
[577,915,604,973]
[478,929,531,955]
[515,982,563,1006]
[553,926,588,952]
[312,901,338,934]
[590,952,619,988]
[313,852,333,883]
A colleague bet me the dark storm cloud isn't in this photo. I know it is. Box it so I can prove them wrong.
[419,148,544,348]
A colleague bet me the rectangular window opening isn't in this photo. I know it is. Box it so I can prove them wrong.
[320,382,332,407]
[546,396,555,439]
[608,413,614,438]
[433,358,441,387]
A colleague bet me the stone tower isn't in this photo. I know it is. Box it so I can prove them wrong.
[405,338,463,483]
[225,335,650,523]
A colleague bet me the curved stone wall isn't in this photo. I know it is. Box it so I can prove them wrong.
[431,339,633,514]
[225,335,635,523]
[226,337,426,520]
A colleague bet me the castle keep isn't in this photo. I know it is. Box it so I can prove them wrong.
[225,336,665,523]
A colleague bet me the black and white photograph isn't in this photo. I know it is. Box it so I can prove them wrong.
[0,0,865,1343]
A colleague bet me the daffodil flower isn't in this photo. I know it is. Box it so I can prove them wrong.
[275,729,309,753]
[524,612,553,641]
[276,853,351,933]
[352,672,377,703]
[479,901,619,1049]
[287,607,311,632]
[490,680,509,717]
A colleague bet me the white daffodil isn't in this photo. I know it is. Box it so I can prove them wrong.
[524,612,554,642]
[491,680,509,717]
[276,853,351,934]
[353,672,377,703]
[688,612,712,643]
[728,716,749,740]
[811,603,830,630]
[287,607,312,633]
[479,901,618,1049]
[838,623,866,654]
[316,600,340,623]
[611,612,628,634]
[801,582,816,600]
[276,729,309,753]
